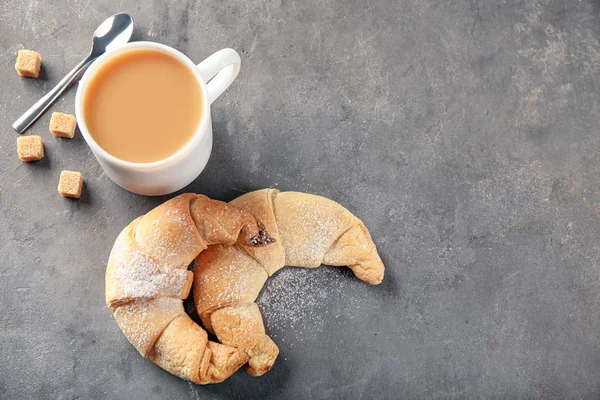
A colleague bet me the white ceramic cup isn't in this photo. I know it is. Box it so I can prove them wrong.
[75,41,241,196]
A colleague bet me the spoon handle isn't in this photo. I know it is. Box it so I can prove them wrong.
[12,53,95,134]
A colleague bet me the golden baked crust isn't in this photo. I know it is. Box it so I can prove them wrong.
[106,190,384,384]
[105,193,273,384]
[193,189,385,376]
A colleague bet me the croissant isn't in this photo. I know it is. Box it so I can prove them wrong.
[105,193,275,384]
[193,189,384,376]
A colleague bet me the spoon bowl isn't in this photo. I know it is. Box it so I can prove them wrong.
[91,13,134,56]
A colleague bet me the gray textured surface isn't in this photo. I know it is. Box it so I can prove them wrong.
[2,0,600,398]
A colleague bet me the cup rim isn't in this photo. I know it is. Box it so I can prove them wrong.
[75,41,209,170]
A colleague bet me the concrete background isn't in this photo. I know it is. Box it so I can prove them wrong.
[2,0,600,398]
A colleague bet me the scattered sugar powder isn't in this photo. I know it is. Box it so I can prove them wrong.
[139,207,203,267]
[113,297,182,355]
[276,197,357,267]
[113,249,188,300]
[283,200,329,263]
[257,266,369,346]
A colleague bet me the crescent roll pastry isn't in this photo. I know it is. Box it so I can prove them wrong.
[193,189,384,376]
[106,190,383,384]
[105,194,274,384]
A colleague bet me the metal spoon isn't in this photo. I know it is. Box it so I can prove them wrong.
[13,13,134,134]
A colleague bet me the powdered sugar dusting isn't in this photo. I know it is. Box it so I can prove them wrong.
[113,297,183,355]
[114,301,155,353]
[112,249,188,300]
[275,193,356,267]
[136,203,204,268]
[195,246,267,311]
[211,304,264,343]
[257,266,368,346]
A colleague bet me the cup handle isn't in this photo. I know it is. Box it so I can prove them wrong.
[196,48,241,105]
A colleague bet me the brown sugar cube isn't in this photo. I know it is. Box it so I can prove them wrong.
[17,135,44,162]
[58,170,84,199]
[15,50,42,78]
[49,112,77,138]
